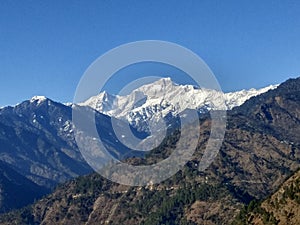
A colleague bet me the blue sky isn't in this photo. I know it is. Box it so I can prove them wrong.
[1,0,300,106]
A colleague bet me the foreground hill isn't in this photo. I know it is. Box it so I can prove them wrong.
[1,77,300,224]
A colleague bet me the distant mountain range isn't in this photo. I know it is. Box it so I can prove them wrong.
[0,77,299,224]
[80,77,277,131]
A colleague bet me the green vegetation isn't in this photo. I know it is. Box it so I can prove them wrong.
[141,183,224,225]
[282,178,300,203]
[232,199,278,225]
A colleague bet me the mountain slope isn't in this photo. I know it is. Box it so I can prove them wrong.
[0,96,144,189]
[0,97,92,189]
[0,161,48,213]
[0,165,244,225]
[233,169,300,225]
[233,77,300,146]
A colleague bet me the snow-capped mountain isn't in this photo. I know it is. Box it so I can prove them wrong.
[80,77,278,129]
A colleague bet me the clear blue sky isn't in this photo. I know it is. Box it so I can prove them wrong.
[1,0,300,106]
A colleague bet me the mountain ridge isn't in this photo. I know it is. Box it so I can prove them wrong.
[80,77,278,131]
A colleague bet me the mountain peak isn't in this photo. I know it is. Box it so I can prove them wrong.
[134,77,178,96]
[154,77,174,85]
[30,96,47,104]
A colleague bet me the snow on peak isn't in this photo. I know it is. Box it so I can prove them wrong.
[152,77,174,86]
[224,84,278,108]
[80,77,278,129]
[78,91,116,112]
[30,96,47,104]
